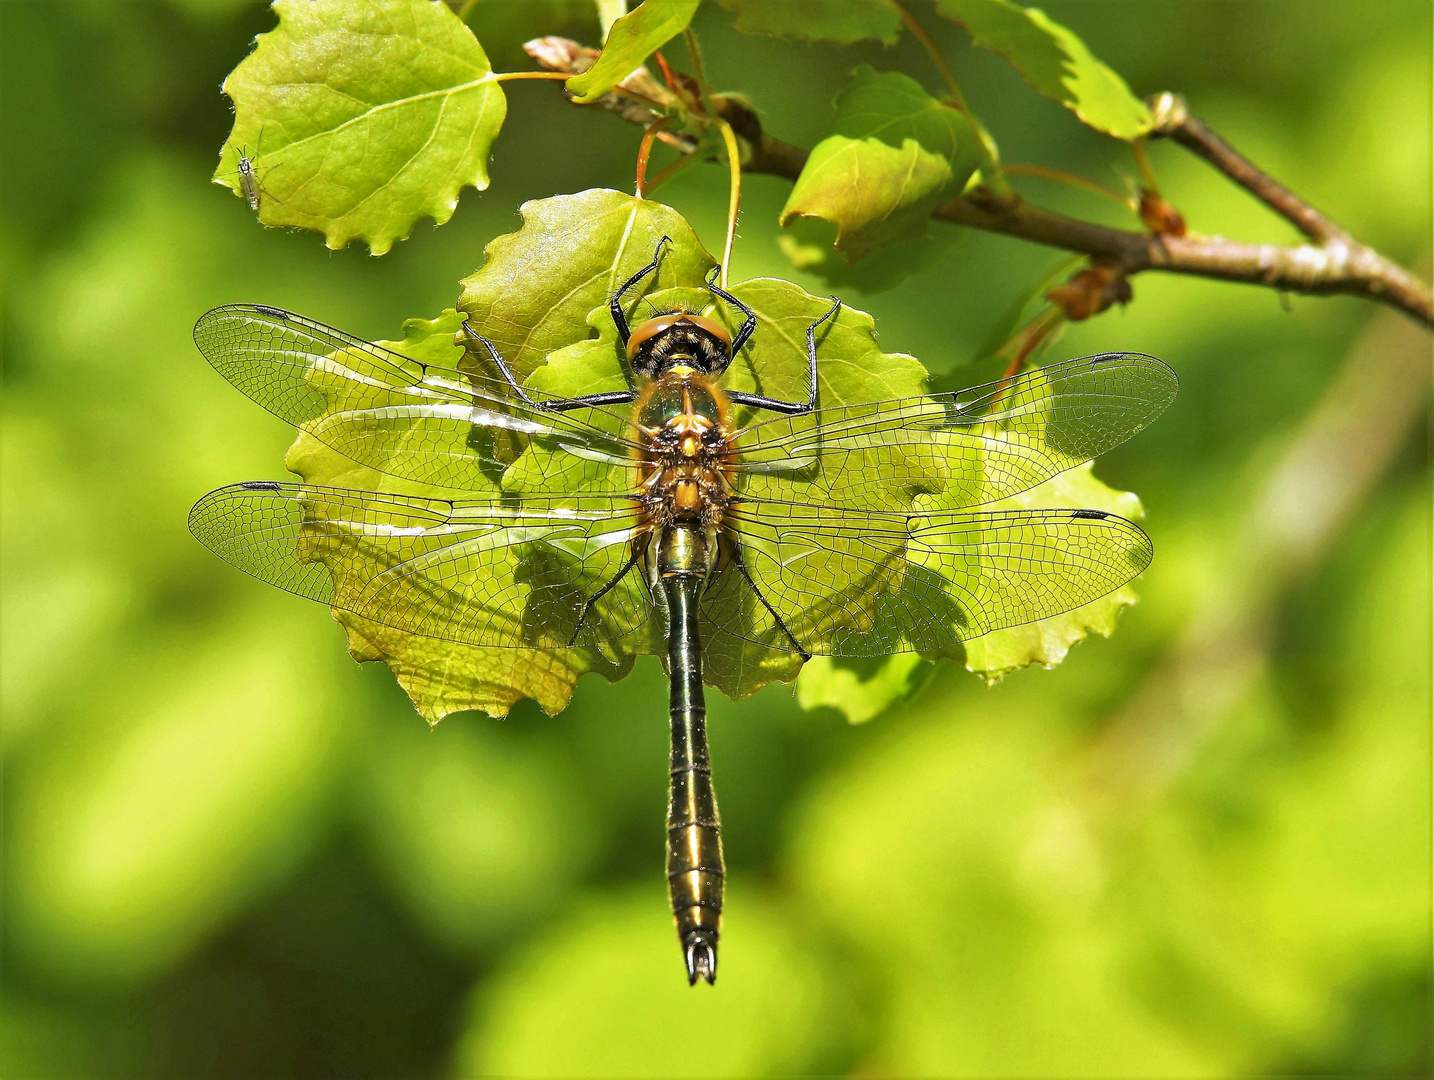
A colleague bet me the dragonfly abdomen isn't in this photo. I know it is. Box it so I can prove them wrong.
[658,525,723,985]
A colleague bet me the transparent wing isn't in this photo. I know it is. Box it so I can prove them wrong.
[194,305,640,492]
[706,503,1152,656]
[731,353,1177,511]
[189,481,654,651]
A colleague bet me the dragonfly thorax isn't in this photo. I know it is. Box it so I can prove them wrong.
[634,370,735,530]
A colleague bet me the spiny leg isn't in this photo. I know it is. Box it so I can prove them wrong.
[565,542,645,648]
[733,553,811,660]
[461,320,636,411]
[610,235,672,348]
[725,296,841,417]
[704,266,757,354]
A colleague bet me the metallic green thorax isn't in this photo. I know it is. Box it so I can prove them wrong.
[657,525,723,985]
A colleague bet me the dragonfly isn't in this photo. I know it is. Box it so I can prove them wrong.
[189,238,1177,985]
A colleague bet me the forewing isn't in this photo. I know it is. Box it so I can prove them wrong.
[733,352,1177,511]
[709,504,1152,656]
[193,305,639,492]
[189,481,654,653]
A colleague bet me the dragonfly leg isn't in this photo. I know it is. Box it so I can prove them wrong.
[566,543,645,647]
[462,321,637,412]
[610,236,672,349]
[733,555,811,660]
[725,296,841,417]
[704,267,757,355]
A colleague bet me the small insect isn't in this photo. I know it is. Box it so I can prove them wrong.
[188,238,1178,985]
[226,124,280,213]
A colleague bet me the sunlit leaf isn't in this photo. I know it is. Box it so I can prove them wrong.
[282,309,633,721]
[218,0,506,253]
[781,66,979,260]
[565,0,700,103]
[715,0,901,45]
[796,653,932,723]
[933,0,1153,140]
[458,188,714,380]
[958,461,1144,682]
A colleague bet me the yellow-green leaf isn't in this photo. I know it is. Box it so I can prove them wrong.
[565,0,700,103]
[959,461,1145,682]
[933,0,1152,140]
[781,66,979,261]
[218,0,506,253]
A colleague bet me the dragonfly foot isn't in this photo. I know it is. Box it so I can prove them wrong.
[684,931,717,985]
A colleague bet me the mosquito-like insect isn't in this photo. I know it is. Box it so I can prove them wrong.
[188,237,1177,984]
[225,124,280,213]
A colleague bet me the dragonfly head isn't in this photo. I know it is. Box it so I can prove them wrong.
[627,313,732,379]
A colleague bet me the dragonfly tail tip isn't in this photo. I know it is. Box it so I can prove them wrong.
[684,932,717,985]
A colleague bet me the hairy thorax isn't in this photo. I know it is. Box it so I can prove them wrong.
[633,369,737,532]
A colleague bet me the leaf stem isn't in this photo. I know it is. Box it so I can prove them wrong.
[642,149,700,198]
[1000,305,1067,378]
[492,71,574,83]
[1130,139,1160,193]
[454,0,479,22]
[636,116,674,197]
[716,119,742,290]
[895,2,961,101]
[893,1,1011,199]
[682,28,718,116]
[1004,164,1135,209]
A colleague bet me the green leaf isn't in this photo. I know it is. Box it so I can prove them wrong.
[933,0,1153,140]
[781,66,980,261]
[796,654,932,723]
[565,0,700,103]
[779,215,966,295]
[217,0,507,254]
[282,309,632,722]
[715,0,901,45]
[958,461,1144,682]
[458,189,715,382]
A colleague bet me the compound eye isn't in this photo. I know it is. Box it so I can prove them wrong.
[625,313,733,361]
[626,314,684,361]
[685,314,732,348]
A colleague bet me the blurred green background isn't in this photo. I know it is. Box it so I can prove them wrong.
[2,1,1430,1076]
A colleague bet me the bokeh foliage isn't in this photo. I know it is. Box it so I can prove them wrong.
[2,1,1429,1078]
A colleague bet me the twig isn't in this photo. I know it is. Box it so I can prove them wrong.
[525,37,1434,327]
[1003,164,1134,209]
[892,2,1011,199]
[635,116,673,197]
[1083,297,1433,809]
[1147,92,1341,244]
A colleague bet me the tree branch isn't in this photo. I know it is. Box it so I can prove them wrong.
[1146,92,1339,244]
[525,39,1433,327]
